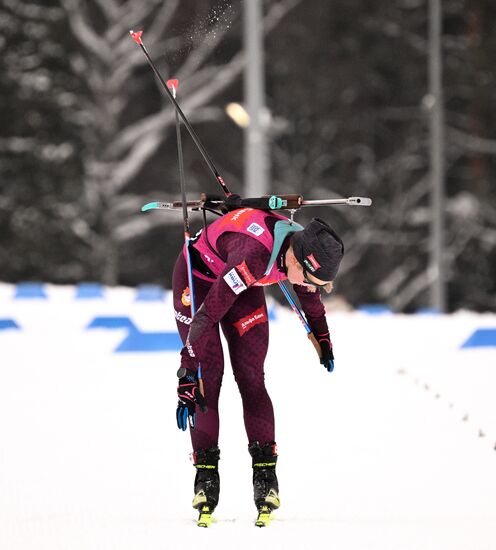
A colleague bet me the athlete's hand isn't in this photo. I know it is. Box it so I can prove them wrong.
[176,367,208,431]
[318,334,335,372]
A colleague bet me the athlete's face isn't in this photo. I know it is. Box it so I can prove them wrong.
[285,247,332,292]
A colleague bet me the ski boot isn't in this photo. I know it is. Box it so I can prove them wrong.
[248,441,280,527]
[192,447,220,527]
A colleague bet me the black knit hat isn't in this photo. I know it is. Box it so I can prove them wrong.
[292,218,344,281]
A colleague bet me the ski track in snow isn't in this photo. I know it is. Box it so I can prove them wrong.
[0,285,495,549]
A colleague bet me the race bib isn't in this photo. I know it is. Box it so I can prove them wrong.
[223,268,247,295]
[247,222,265,237]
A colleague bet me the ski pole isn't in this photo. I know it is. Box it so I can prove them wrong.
[130,30,231,198]
[131,30,321,359]
[167,78,205,403]
[277,281,322,359]
[167,80,196,313]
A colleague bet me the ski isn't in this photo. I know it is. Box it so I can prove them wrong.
[197,504,213,528]
[141,200,222,213]
[141,195,372,213]
[255,504,273,527]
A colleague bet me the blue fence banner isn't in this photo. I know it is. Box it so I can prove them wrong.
[135,285,166,301]
[357,304,392,315]
[85,316,181,352]
[268,306,277,321]
[14,282,47,299]
[115,331,182,352]
[0,319,20,330]
[86,317,137,330]
[461,328,496,349]
[76,283,104,299]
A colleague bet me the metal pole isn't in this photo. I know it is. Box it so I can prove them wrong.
[244,0,268,197]
[428,0,446,312]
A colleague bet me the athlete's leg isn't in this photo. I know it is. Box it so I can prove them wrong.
[221,288,280,511]
[172,254,224,451]
[220,287,274,444]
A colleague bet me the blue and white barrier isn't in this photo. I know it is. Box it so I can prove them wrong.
[1,283,496,351]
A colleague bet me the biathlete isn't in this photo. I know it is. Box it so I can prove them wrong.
[172,206,344,523]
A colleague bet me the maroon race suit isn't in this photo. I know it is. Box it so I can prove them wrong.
[172,208,330,451]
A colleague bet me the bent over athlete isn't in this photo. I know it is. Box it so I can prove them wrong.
[172,207,344,522]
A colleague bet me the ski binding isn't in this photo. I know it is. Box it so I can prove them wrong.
[255,505,273,527]
[197,504,212,528]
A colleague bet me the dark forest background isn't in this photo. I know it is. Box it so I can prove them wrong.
[1,0,495,312]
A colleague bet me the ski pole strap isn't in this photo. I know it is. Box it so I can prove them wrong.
[264,220,303,276]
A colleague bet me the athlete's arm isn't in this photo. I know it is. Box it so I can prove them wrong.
[293,283,329,337]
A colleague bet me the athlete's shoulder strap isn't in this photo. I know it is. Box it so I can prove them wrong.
[264,219,304,276]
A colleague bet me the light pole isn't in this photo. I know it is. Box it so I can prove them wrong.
[428,0,446,312]
[244,0,268,197]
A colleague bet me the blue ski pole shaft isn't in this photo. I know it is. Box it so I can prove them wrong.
[184,233,204,392]
[168,79,204,396]
[277,281,322,359]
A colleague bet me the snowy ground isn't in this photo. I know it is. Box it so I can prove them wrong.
[0,285,495,550]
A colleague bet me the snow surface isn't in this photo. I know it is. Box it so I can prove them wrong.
[0,284,495,550]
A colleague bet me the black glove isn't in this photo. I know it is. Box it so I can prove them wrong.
[176,367,208,431]
[318,334,335,373]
